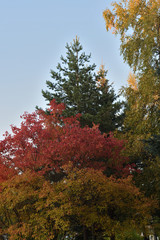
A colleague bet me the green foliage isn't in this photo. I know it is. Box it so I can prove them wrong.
[103,0,160,131]
[122,230,143,240]
[103,1,160,236]
[42,37,123,133]
[0,171,47,240]
[144,135,160,158]
[103,0,160,74]
[139,137,160,236]
[0,168,155,240]
[37,167,154,240]
[103,0,160,159]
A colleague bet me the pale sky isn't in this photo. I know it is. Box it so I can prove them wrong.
[0,0,130,138]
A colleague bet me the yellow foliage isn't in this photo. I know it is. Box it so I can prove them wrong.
[97,64,107,87]
[0,168,156,239]
[127,72,138,91]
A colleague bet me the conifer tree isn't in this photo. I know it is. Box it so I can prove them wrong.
[42,37,123,133]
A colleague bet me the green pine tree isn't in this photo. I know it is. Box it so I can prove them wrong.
[42,37,123,133]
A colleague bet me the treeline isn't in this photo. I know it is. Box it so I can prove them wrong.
[0,0,160,239]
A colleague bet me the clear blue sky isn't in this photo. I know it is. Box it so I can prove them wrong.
[0,0,130,138]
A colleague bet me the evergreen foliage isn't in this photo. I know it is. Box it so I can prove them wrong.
[144,135,160,158]
[42,37,123,133]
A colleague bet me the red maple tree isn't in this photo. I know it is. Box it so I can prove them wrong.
[0,100,130,181]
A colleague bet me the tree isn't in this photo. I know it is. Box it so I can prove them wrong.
[103,0,160,74]
[103,0,160,158]
[0,171,60,240]
[0,168,155,240]
[103,2,160,236]
[42,37,123,133]
[136,135,160,237]
[0,99,129,182]
[103,0,160,136]
[120,73,152,161]
[37,167,155,240]
[0,100,134,240]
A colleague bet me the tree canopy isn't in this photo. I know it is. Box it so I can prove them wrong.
[103,0,160,159]
[42,37,124,133]
[104,1,160,236]
[0,99,129,183]
[103,0,160,74]
[0,168,155,240]
[0,1,159,238]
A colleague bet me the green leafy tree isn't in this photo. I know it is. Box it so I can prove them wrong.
[37,167,155,240]
[0,171,50,240]
[103,2,160,236]
[0,168,155,240]
[42,37,123,133]
[137,135,160,237]
[103,0,160,156]
[103,0,160,134]
[103,0,160,74]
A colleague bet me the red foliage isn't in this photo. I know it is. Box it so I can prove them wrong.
[0,100,129,180]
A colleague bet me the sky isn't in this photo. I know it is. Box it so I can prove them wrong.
[0,0,130,139]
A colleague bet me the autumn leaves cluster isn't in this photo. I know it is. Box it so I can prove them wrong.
[1,0,160,239]
[0,100,155,240]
